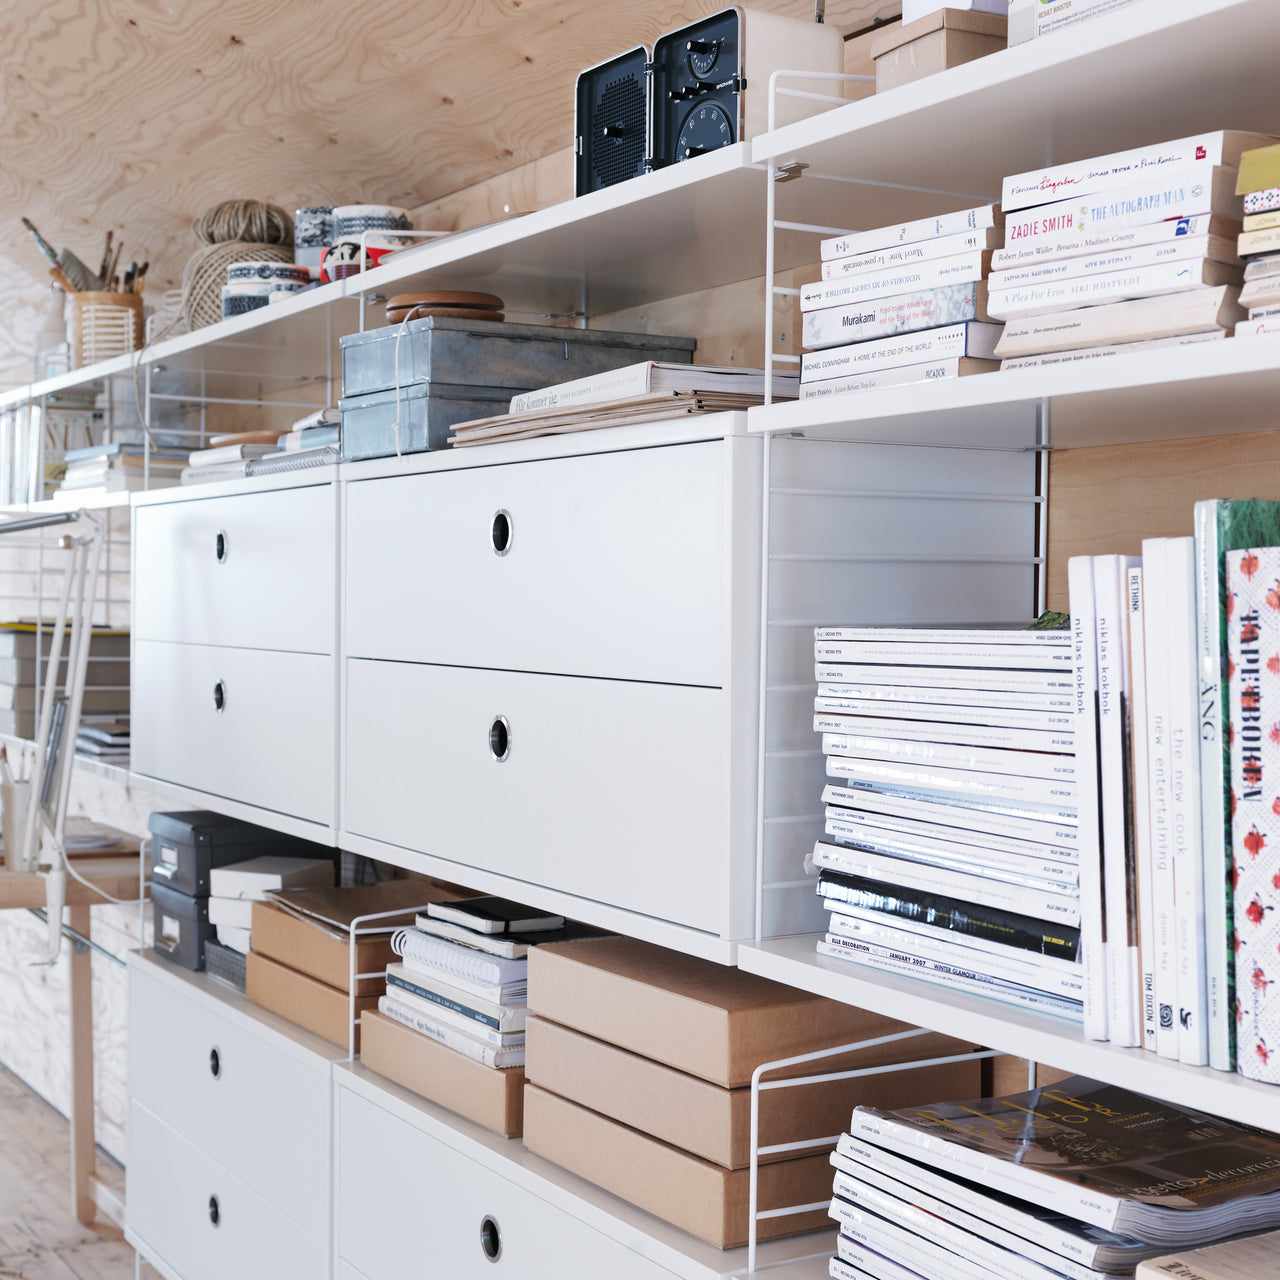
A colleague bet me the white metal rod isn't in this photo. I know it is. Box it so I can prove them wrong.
[774,220,857,236]
[769,487,1044,503]
[770,552,1043,564]
[756,1200,831,1220]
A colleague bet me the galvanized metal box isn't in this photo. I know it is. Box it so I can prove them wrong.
[340,381,513,459]
[339,317,695,399]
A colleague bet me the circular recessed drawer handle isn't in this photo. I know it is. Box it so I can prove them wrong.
[208,1194,220,1226]
[215,529,229,563]
[489,716,510,763]
[480,1214,502,1262]
[209,1046,221,1079]
[213,680,227,713]
[491,509,512,556]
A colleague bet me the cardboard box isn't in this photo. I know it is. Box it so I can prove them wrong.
[527,936,939,1088]
[842,19,899,102]
[251,879,460,995]
[361,1009,525,1138]
[871,9,1007,92]
[245,950,377,1050]
[525,1015,981,1170]
[523,1084,832,1249]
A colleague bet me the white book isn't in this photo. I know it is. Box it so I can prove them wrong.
[1127,565,1159,1053]
[821,228,1002,281]
[802,282,991,352]
[380,979,524,1047]
[820,204,1001,261]
[1249,302,1280,318]
[797,355,998,400]
[208,855,333,899]
[815,661,1073,692]
[1094,554,1142,1048]
[816,680,1073,712]
[1141,537,1180,1059]
[836,1232,972,1280]
[991,213,1237,272]
[398,952,527,1005]
[822,731,1075,782]
[990,234,1229,290]
[815,624,1069,646]
[1068,556,1108,1042]
[815,694,1074,733]
[823,782,1079,848]
[1165,536,1208,1066]
[800,321,1002,382]
[814,712,1074,755]
[187,442,278,467]
[208,896,254,930]
[1002,164,1238,253]
[816,937,1083,1019]
[1002,131,1271,214]
[1000,330,1226,370]
[815,637,1070,667]
[825,754,1077,810]
[1238,315,1280,337]
[988,259,1239,320]
[505,362,796,415]
[801,250,990,313]
[377,995,526,1068]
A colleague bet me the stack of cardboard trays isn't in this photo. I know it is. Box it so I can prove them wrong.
[246,880,459,1051]
[523,936,982,1250]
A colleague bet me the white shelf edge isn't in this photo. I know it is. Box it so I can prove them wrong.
[739,934,1280,1132]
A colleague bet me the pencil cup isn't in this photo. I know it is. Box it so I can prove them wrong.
[1,781,29,871]
[69,291,144,368]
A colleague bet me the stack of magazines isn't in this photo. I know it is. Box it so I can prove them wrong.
[813,621,1082,1019]
[828,1075,1280,1280]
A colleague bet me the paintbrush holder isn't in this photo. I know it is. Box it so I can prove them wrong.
[69,290,144,368]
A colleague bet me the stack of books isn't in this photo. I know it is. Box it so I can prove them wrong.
[828,1075,1280,1280]
[991,131,1271,367]
[55,443,187,497]
[812,621,1082,1019]
[181,412,343,484]
[180,440,280,485]
[1232,142,1280,338]
[799,206,1005,401]
[378,896,570,1070]
[75,719,129,759]
[270,407,341,469]
[0,623,130,739]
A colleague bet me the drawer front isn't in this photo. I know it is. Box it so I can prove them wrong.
[134,485,334,652]
[127,1101,326,1280]
[337,1087,677,1280]
[132,640,333,824]
[128,965,331,1236]
[344,441,725,685]
[345,659,725,934]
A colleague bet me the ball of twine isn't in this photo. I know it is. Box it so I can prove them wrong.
[181,241,294,330]
[193,199,293,247]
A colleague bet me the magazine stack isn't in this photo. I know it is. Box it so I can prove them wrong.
[812,620,1082,1019]
[826,1075,1280,1280]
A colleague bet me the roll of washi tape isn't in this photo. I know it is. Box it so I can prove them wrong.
[221,285,271,319]
[226,260,312,286]
[321,238,401,282]
[332,204,412,238]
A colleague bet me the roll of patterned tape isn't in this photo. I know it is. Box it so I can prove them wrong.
[332,204,412,238]
[226,261,313,285]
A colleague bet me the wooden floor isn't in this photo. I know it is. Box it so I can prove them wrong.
[0,1063,156,1279]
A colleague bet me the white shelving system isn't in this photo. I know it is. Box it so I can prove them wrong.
[743,0,1280,1146]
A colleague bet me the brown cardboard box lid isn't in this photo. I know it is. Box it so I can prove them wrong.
[361,1009,524,1137]
[523,1084,832,1250]
[871,7,1008,56]
[527,936,925,1088]
[245,949,377,1051]
[525,1015,982,1170]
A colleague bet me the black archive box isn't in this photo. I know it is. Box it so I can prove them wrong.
[152,881,216,972]
[148,810,331,899]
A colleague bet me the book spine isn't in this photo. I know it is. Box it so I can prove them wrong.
[1244,209,1280,232]
[1069,557,1109,1042]
[814,699,1074,735]
[386,970,505,1031]
[797,357,995,400]
[1195,502,1233,1071]
[819,870,1080,960]
[989,259,1238,321]
[816,937,1082,1019]
[1165,537,1209,1066]
[819,205,998,262]
[801,251,989,312]
[378,984,514,1046]
[1238,280,1280,309]
[821,229,999,280]
[1228,547,1280,1085]
[817,679,1073,712]
[1142,538,1180,1059]
[800,322,1001,382]
[397,953,522,1004]
[815,840,1079,924]
[1239,227,1280,257]
[825,912,1082,998]
[802,282,989,351]
[1245,187,1280,216]
[995,286,1242,359]
[814,625,1070,645]
[1239,316,1280,337]
[826,754,1077,810]
[990,235,1221,290]
[830,1198,977,1280]
[999,330,1226,370]
[822,731,1075,781]
[991,214,1238,272]
[814,638,1070,668]
[377,996,510,1067]
[1128,565,1159,1053]
[816,712,1075,754]
[815,661,1074,692]
[1002,164,1237,250]
[1002,132,1229,213]
[507,365,655,415]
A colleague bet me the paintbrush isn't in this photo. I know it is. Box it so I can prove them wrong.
[22,217,104,290]
[97,230,113,283]
[47,264,77,294]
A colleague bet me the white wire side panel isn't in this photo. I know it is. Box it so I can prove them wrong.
[755,434,1044,942]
